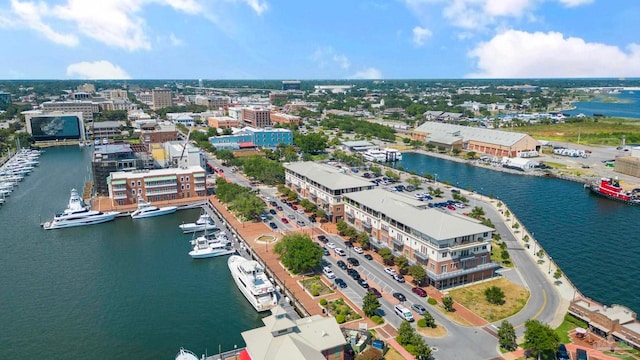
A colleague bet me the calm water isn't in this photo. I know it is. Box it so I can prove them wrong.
[0,147,264,359]
[565,90,640,118]
[397,153,640,312]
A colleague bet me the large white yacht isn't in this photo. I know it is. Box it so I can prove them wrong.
[179,212,218,233]
[362,148,403,162]
[43,189,120,230]
[130,196,177,219]
[188,231,235,259]
[227,255,278,312]
[175,348,200,360]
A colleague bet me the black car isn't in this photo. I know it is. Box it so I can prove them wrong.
[344,241,353,248]
[317,235,328,243]
[357,278,369,289]
[334,278,347,288]
[308,216,317,223]
[336,260,348,270]
[347,257,359,266]
[269,209,277,215]
[268,222,277,229]
[276,206,283,211]
[346,268,358,276]
[363,254,373,261]
[393,292,406,302]
[368,288,382,298]
[269,201,278,206]
[350,271,360,280]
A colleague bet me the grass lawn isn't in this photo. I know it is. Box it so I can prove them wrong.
[383,347,405,360]
[417,322,447,338]
[327,298,362,323]
[510,118,640,146]
[432,305,474,326]
[491,242,514,268]
[300,276,334,297]
[448,278,529,322]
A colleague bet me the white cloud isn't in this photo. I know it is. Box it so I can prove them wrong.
[311,47,351,70]
[557,0,593,7]
[350,67,382,79]
[1,0,267,51]
[467,30,640,78]
[66,60,131,79]
[412,26,432,46]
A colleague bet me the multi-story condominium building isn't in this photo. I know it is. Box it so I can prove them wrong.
[101,89,129,100]
[107,166,206,206]
[152,88,173,110]
[207,116,239,129]
[136,92,153,106]
[283,162,375,223]
[343,188,497,289]
[92,143,155,195]
[242,106,271,127]
[209,133,253,150]
[243,127,292,149]
[270,112,301,126]
[227,106,242,120]
[41,100,96,121]
[194,95,229,109]
[91,121,122,139]
[140,123,178,144]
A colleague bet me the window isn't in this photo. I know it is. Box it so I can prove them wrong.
[181,185,185,190]
[186,176,189,181]
[137,180,141,186]
[186,184,190,190]
[483,232,489,237]
[131,181,135,187]
[131,189,136,195]
[442,252,448,258]
[180,176,184,182]
[138,189,142,195]
[440,265,446,273]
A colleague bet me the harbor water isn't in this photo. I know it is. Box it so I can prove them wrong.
[396,153,640,313]
[565,90,640,119]
[0,147,265,359]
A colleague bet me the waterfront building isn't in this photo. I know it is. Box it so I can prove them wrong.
[242,106,271,127]
[343,188,497,289]
[241,306,346,360]
[152,88,173,110]
[92,143,154,196]
[107,166,206,206]
[270,112,300,126]
[412,121,540,158]
[23,110,86,141]
[207,116,240,129]
[283,162,375,223]
[41,100,97,121]
[569,297,640,350]
[91,121,122,140]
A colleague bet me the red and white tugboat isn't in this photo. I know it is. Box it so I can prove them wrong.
[586,177,640,205]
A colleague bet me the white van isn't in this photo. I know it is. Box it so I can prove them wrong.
[394,305,414,322]
[322,266,336,279]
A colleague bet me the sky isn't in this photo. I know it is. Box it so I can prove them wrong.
[0,0,639,80]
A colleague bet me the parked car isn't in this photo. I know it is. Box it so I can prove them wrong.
[447,205,456,211]
[336,260,347,270]
[291,205,298,210]
[309,216,317,223]
[411,303,427,315]
[347,257,359,266]
[281,218,289,224]
[353,246,364,254]
[326,242,336,249]
[276,206,283,211]
[368,288,382,298]
[288,214,295,219]
[344,241,353,248]
[269,209,277,215]
[260,214,268,221]
[322,266,336,279]
[363,254,373,261]
[335,278,347,288]
[322,247,330,256]
[269,201,277,206]
[317,235,328,243]
[296,220,305,226]
[393,292,406,302]
[394,304,414,322]
[296,209,305,214]
[349,270,360,280]
[411,287,427,297]
[334,248,346,256]
[384,267,397,275]
[393,274,405,283]
[357,278,369,289]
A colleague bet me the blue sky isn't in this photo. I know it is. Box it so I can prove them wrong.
[0,0,639,79]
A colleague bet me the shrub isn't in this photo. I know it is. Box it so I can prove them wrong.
[319,298,327,306]
[335,314,346,324]
[428,298,437,306]
[417,318,427,327]
[371,315,384,324]
[312,289,319,296]
[356,348,383,360]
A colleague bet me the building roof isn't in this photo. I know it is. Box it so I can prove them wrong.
[93,121,120,128]
[426,133,463,145]
[344,188,493,240]
[284,162,373,191]
[110,166,204,180]
[414,121,534,147]
[341,140,374,148]
[241,309,345,360]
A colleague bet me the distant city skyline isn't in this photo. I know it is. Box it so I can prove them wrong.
[0,0,639,80]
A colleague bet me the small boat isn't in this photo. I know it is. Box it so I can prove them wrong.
[228,255,278,312]
[130,196,177,219]
[585,177,640,206]
[188,231,235,259]
[175,347,200,360]
[43,189,120,229]
[179,212,218,233]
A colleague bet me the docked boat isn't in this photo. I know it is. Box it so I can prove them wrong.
[362,148,403,162]
[175,347,200,360]
[43,189,120,229]
[585,177,640,206]
[130,196,177,219]
[179,212,218,233]
[227,255,278,312]
[188,231,235,259]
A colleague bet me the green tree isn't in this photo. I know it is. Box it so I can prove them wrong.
[408,264,427,284]
[395,255,409,274]
[362,292,381,317]
[406,176,422,189]
[431,188,443,197]
[384,170,400,182]
[512,222,520,230]
[294,132,328,154]
[522,319,560,360]
[425,143,435,151]
[274,233,323,274]
[452,148,461,156]
[336,220,349,235]
[215,149,235,163]
[422,311,436,328]
[357,231,370,249]
[414,341,433,360]
[397,321,416,345]
[484,286,506,305]
[230,192,265,221]
[437,146,445,153]
[493,233,502,242]
[554,269,562,281]
[378,248,394,265]
[470,206,485,219]
[442,296,454,312]
[498,321,517,351]
[501,250,510,262]
[504,209,511,218]
[466,151,477,159]
[369,165,382,175]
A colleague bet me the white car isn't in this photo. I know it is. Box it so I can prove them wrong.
[296,209,305,214]
[326,242,336,249]
[334,248,346,256]
[384,267,397,276]
[322,266,336,279]
[353,246,364,254]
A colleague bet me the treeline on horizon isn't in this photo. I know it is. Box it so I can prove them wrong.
[1,78,639,96]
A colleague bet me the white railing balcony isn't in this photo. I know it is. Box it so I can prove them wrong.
[195,186,206,191]
[113,194,128,200]
[146,189,178,196]
[145,182,177,189]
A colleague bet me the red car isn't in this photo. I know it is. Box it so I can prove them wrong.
[368,288,382,298]
[291,205,298,210]
[411,287,427,297]
[281,218,289,224]
[447,205,456,211]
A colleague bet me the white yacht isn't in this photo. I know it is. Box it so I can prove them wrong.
[189,232,235,259]
[362,148,388,162]
[43,189,120,230]
[383,148,403,161]
[227,255,278,312]
[179,212,218,233]
[175,348,200,360]
[130,196,177,219]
